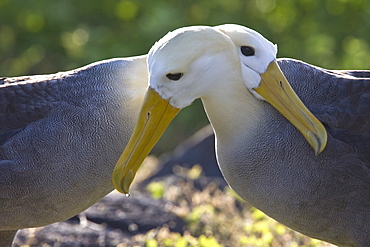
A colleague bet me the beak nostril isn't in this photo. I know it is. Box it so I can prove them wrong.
[279,80,284,89]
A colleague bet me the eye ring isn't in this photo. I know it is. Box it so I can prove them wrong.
[166,73,183,81]
[241,46,255,56]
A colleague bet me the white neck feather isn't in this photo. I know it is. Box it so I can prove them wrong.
[200,77,263,147]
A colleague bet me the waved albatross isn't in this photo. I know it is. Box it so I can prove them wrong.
[112,25,370,246]
[0,55,148,246]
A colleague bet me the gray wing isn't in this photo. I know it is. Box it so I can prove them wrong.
[0,75,61,145]
[278,58,370,163]
[0,57,144,147]
[334,70,370,78]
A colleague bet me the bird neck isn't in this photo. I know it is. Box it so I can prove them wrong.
[122,55,149,111]
[201,80,263,146]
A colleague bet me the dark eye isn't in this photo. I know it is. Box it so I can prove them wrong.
[166,73,183,81]
[241,46,255,56]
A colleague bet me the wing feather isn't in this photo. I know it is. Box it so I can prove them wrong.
[0,76,62,145]
[278,58,370,162]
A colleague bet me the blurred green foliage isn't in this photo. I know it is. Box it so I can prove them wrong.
[140,176,330,246]
[146,181,166,199]
[1,0,370,152]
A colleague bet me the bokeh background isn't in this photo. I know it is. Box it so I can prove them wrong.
[2,1,370,246]
[1,0,370,153]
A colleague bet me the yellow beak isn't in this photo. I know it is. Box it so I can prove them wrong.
[254,61,327,154]
[112,88,180,194]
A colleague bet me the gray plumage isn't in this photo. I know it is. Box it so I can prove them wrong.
[1,53,370,247]
[218,58,370,247]
[0,55,148,246]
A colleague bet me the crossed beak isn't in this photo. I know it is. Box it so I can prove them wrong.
[112,61,327,194]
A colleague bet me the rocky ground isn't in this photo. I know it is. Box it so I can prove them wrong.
[12,126,333,247]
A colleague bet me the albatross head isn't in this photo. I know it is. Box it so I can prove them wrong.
[147,26,241,108]
[112,25,327,194]
[216,24,277,98]
[216,23,327,155]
